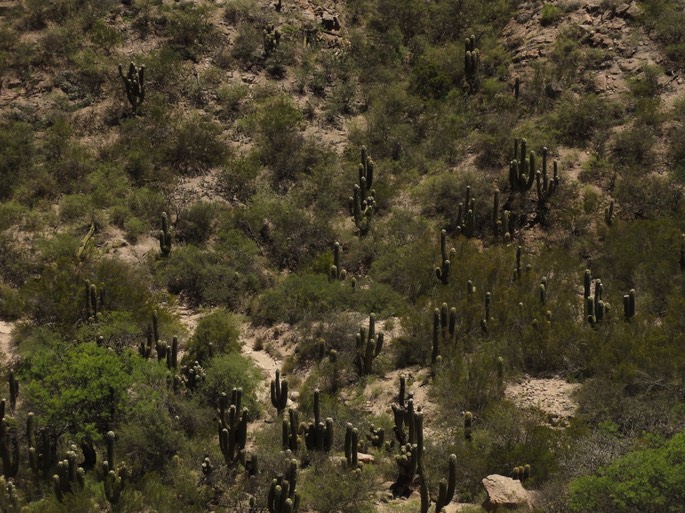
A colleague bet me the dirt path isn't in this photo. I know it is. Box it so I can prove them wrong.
[0,320,16,364]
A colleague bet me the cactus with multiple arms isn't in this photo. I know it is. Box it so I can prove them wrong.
[435,230,455,285]
[53,447,85,500]
[103,431,128,504]
[0,418,18,478]
[271,370,289,415]
[119,62,145,114]
[303,389,333,452]
[218,389,249,466]
[7,371,17,414]
[330,242,347,281]
[267,459,300,513]
[351,146,376,236]
[419,453,457,513]
[355,314,384,376]
[282,408,299,452]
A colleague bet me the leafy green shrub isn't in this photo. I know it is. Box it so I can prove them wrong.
[0,120,34,200]
[182,309,241,365]
[552,94,622,147]
[569,429,685,512]
[217,155,260,202]
[540,4,562,26]
[611,123,656,168]
[164,2,217,58]
[165,112,229,175]
[199,353,261,414]
[231,22,263,65]
[175,202,217,245]
[299,459,376,513]
[123,216,146,243]
[409,43,462,99]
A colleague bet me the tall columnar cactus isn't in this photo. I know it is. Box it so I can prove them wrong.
[586,278,609,327]
[464,411,473,441]
[271,370,289,415]
[354,314,384,376]
[493,190,501,237]
[303,390,334,451]
[344,423,359,468]
[118,62,145,114]
[419,453,457,513]
[539,279,547,306]
[103,431,128,505]
[85,280,103,321]
[535,148,559,203]
[53,448,85,501]
[27,417,58,478]
[0,418,18,478]
[393,411,423,496]
[330,241,347,281]
[166,336,179,370]
[218,389,249,466]
[7,371,18,414]
[282,408,299,452]
[435,230,455,285]
[680,234,685,271]
[456,186,476,238]
[623,289,636,320]
[160,212,172,257]
[509,138,536,193]
[604,200,614,227]
[366,424,385,449]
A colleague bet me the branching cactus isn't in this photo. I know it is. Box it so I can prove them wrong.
[7,371,18,414]
[27,417,58,478]
[160,212,172,257]
[0,418,18,478]
[330,242,347,281]
[432,304,457,363]
[535,147,559,203]
[587,279,609,327]
[393,411,423,497]
[271,370,289,415]
[419,453,457,513]
[282,408,299,452]
[455,186,476,238]
[303,390,334,451]
[218,389,249,466]
[366,424,385,449]
[435,230,456,285]
[680,234,685,271]
[464,411,473,441]
[118,62,145,114]
[103,431,128,504]
[350,146,376,236]
[344,423,359,468]
[354,313,384,376]
[85,280,104,321]
[53,448,85,501]
[464,34,480,92]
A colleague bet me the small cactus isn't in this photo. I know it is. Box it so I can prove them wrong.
[160,212,172,257]
[103,431,128,504]
[271,370,288,415]
[354,313,384,376]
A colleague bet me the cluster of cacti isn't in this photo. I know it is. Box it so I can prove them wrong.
[350,146,376,236]
[354,313,384,376]
[512,464,531,481]
[26,413,58,479]
[393,409,424,497]
[118,62,145,114]
[303,389,333,452]
[103,431,128,504]
[464,34,480,91]
[456,186,476,238]
[201,456,213,476]
[53,447,85,501]
[160,212,172,257]
[271,370,289,415]
[264,25,281,58]
[584,269,609,327]
[267,458,300,513]
[84,280,105,322]
[419,453,456,513]
[218,389,254,471]
[282,408,299,452]
[534,147,560,204]
[183,360,206,391]
[623,289,636,320]
[0,415,18,479]
[366,424,385,449]
[7,373,17,416]
[480,292,492,334]
[513,245,531,282]
[329,242,348,282]
[432,303,457,363]
[0,475,19,513]
[344,423,359,468]
[435,230,455,285]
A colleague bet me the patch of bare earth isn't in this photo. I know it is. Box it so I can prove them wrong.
[0,320,16,364]
[505,375,580,427]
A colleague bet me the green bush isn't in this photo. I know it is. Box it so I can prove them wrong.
[540,4,562,26]
[175,202,217,245]
[199,353,261,414]
[552,94,622,147]
[570,429,685,513]
[182,309,242,365]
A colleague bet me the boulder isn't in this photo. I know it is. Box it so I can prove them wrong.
[482,475,535,511]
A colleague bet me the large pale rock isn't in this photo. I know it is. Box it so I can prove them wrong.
[482,475,534,511]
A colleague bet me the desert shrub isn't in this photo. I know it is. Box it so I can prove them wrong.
[409,43,462,99]
[612,123,656,168]
[641,0,685,65]
[21,341,133,441]
[182,309,241,365]
[569,428,685,513]
[231,22,263,65]
[0,120,34,200]
[628,64,662,99]
[540,4,562,26]
[552,94,622,147]
[217,155,260,202]
[175,202,217,245]
[299,459,377,513]
[164,2,217,58]
[199,353,261,414]
[164,112,228,175]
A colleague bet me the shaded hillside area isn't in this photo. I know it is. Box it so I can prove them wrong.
[0,0,684,512]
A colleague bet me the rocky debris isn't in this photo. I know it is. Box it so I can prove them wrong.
[320,12,340,31]
[505,376,580,427]
[357,452,375,464]
[482,475,536,512]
